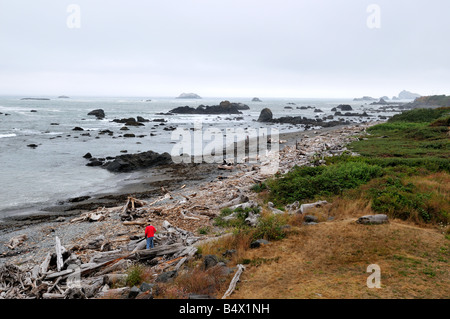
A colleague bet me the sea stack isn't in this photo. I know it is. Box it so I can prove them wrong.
[257,108,273,122]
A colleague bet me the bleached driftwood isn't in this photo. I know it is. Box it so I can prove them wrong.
[70,207,110,223]
[55,237,64,272]
[6,234,28,250]
[299,200,329,214]
[356,214,389,225]
[222,264,245,299]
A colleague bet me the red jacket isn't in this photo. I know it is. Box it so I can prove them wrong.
[145,225,156,238]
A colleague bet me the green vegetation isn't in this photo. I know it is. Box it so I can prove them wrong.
[409,95,450,108]
[125,264,146,287]
[388,106,449,123]
[214,206,261,228]
[214,205,288,241]
[262,107,450,225]
[266,162,383,206]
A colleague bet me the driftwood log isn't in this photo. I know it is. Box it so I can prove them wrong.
[222,264,245,299]
[356,214,389,225]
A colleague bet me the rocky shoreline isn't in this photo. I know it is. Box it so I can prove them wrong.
[0,121,380,299]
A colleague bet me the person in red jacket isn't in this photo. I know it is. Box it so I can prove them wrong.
[145,224,156,249]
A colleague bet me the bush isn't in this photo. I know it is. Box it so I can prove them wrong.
[126,264,145,287]
[267,162,383,205]
[388,107,450,123]
[214,206,260,228]
[252,214,288,241]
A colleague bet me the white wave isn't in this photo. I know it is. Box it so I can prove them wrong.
[0,133,16,139]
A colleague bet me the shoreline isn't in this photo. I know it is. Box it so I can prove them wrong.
[0,121,379,267]
[0,122,352,225]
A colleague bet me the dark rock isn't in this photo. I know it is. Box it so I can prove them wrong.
[137,116,149,122]
[120,126,129,131]
[87,109,105,119]
[169,103,242,115]
[222,249,237,258]
[123,133,135,138]
[337,104,353,111]
[128,286,141,299]
[304,215,318,223]
[72,127,84,131]
[252,97,262,102]
[99,129,114,135]
[30,110,37,112]
[155,270,177,283]
[139,282,154,293]
[152,119,166,122]
[50,123,59,125]
[314,109,323,113]
[27,144,38,148]
[86,160,103,167]
[203,255,219,270]
[65,288,86,299]
[103,150,173,172]
[112,118,145,126]
[257,108,273,122]
[250,239,270,249]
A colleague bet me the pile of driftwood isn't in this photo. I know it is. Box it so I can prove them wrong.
[0,218,200,299]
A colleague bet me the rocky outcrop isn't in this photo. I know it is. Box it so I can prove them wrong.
[176,93,201,99]
[112,118,145,126]
[257,107,350,127]
[87,109,105,119]
[397,90,421,100]
[370,98,389,105]
[220,101,249,110]
[169,103,243,115]
[257,108,273,122]
[252,97,262,102]
[336,104,353,111]
[102,150,173,172]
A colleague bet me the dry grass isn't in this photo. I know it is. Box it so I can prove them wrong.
[229,199,449,299]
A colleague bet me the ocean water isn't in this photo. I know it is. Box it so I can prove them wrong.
[0,95,396,218]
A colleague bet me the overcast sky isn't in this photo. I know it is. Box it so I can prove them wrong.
[0,0,449,98]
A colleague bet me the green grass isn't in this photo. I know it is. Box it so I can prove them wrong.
[266,162,383,206]
[263,107,450,225]
[388,106,450,123]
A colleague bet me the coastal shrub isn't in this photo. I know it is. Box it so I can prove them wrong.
[251,182,267,193]
[388,107,450,123]
[125,264,146,287]
[252,214,288,241]
[430,115,450,127]
[366,174,450,224]
[266,162,383,205]
[198,226,211,235]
